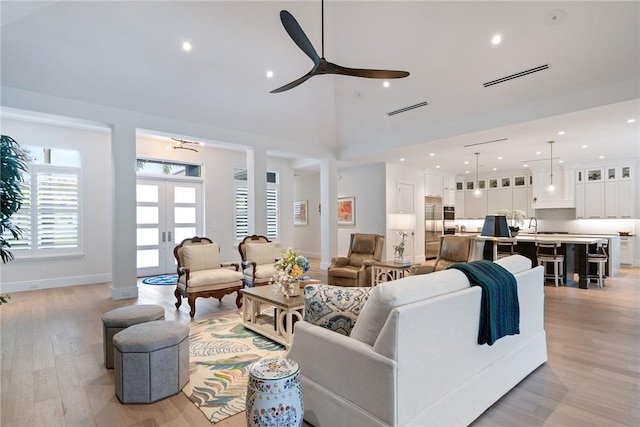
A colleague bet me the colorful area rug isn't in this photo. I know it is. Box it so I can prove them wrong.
[183,313,286,424]
[141,274,178,285]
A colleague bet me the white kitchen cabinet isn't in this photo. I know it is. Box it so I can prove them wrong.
[487,188,512,215]
[464,191,487,219]
[425,174,443,197]
[512,187,532,218]
[575,183,585,219]
[620,236,633,266]
[443,176,456,206]
[455,188,464,219]
[604,181,618,218]
[584,182,605,218]
[618,180,634,218]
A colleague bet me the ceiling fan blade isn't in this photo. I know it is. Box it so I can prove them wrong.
[270,69,317,93]
[327,62,410,79]
[280,10,320,66]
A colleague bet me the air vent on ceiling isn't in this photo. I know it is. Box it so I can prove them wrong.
[387,101,428,117]
[483,64,550,88]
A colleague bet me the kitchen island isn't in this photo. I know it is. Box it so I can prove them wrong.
[472,234,616,289]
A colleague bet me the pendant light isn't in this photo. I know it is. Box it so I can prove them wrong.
[546,141,556,195]
[473,152,482,198]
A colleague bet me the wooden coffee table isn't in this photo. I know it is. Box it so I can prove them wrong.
[240,286,305,347]
[370,260,419,286]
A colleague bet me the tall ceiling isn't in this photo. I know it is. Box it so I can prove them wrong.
[1,1,639,175]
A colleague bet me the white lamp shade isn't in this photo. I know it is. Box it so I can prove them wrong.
[389,213,416,231]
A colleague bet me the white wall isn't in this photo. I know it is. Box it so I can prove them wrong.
[336,163,386,256]
[1,118,112,291]
[293,173,321,259]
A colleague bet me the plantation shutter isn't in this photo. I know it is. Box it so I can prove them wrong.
[36,171,79,249]
[266,187,278,240]
[235,187,249,240]
[6,176,32,250]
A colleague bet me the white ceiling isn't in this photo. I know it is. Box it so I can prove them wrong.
[1,1,638,176]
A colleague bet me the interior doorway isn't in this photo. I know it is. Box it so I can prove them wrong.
[136,179,203,276]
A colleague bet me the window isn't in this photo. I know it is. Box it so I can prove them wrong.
[234,169,279,240]
[136,158,201,177]
[4,146,81,257]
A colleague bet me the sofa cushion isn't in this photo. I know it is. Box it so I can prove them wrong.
[179,268,242,288]
[245,242,279,266]
[494,254,532,275]
[182,243,220,272]
[350,269,471,346]
[304,284,373,336]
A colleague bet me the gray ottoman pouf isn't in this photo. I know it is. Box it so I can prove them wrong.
[102,304,165,369]
[113,320,189,404]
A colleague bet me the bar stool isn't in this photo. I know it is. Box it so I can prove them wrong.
[587,242,608,288]
[536,242,564,287]
[497,241,518,259]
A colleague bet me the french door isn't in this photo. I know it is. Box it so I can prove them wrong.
[136,179,203,277]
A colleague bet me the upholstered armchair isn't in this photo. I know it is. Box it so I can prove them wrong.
[173,237,243,317]
[238,235,280,287]
[327,233,384,287]
[410,235,473,275]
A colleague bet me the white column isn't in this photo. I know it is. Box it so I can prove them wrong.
[110,122,138,300]
[320,158,338,270]
[247,148,267,236]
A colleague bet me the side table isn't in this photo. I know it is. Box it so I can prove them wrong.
[370,260,418,286]
[246,357,304,426]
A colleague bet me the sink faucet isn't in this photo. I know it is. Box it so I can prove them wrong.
[528,217,538,235]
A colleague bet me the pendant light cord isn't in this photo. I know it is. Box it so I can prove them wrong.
[549,141,554,185]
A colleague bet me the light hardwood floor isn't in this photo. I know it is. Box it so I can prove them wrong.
[1,262,638,427]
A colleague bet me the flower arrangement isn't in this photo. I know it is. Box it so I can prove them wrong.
[495,209,526,233]
[272,248,310,297]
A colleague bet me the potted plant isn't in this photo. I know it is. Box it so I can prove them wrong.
[1,135,30,304]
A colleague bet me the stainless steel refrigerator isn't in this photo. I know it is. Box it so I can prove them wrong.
[424,196,443,260]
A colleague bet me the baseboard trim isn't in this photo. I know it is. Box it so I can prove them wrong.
[0,274,111,293]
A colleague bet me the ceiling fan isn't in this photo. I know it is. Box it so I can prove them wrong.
[271,0,410,93]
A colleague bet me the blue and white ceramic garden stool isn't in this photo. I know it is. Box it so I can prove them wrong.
[246,357,303,427]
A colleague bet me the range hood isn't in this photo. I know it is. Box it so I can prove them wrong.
[531,167,576,209]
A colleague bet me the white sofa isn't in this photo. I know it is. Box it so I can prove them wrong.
[286,255,547,427]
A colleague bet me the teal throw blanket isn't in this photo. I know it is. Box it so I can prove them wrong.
[448,260,520,345]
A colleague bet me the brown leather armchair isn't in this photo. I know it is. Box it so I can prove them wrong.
[328,233,384,287]
[410,235,473,275]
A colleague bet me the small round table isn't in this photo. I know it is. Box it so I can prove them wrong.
[246,357,303,427]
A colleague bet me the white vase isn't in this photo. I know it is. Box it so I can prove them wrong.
[246,358,304,427]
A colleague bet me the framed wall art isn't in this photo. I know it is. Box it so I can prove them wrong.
[294,200,308,226]
[337,197,355,226]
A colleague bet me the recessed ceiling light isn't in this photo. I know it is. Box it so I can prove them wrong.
[464,161,469,165]
[497,156,503,160]
[536,151,541,155]
[429,153,435,157]
[523,164,528,168]
[558,131,565,135]
[266,70,274,78]
[492,167,497,171]
[436,165,441,169]
[581,145,588,148]
[400,158,405,162]
[628,118,637,123]
[182,41,192,51]
[465,171,470,174]
[383,81,390,88]
[491,34,502,45]
[599,155,605,159]
[558,160,564,163]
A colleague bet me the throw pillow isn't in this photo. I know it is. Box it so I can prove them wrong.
[182,243,220,272]
[303,284,372,336]
[245,242,279,266]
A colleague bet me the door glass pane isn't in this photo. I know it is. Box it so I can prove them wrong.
[137,206,158,224]
[174,186,196,204]
[137,184,159,203]
[137,228,159,246]
[175,227,196,244]
[137,249,159,268]
[175,207,196,224]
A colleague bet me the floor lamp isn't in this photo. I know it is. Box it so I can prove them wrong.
[389,213,416,264]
